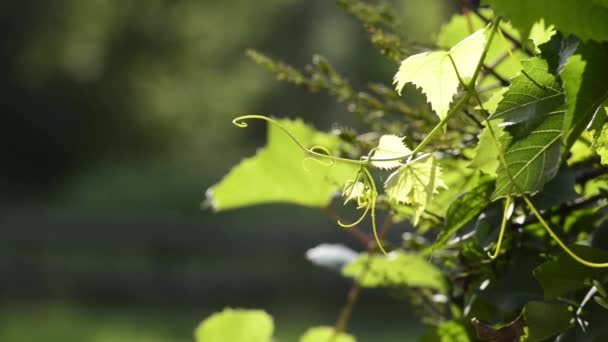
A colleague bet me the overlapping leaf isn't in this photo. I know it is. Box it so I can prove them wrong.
[561,42,608,149]
[394,29,487,120]
[487,0,608,42]
[489,57,565,200]
[384,156,447,224]
[432,179,495,252]
[206,118,358,210]
[342,251,447,293]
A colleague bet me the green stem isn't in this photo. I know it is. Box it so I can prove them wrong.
[233,115,413,165]
[410,17,500,156]
[488,196,512,259]
[524,196,608,268]
[361,167,388,255]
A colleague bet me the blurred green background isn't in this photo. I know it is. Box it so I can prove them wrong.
[0,1,459,341]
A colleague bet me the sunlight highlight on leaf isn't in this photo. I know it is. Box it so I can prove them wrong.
[370,134,411,170]
[384,156,447,225]
[393,29,487,120]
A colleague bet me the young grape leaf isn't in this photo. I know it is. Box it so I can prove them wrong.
[299,326,356,342]
[342,251,447,293]
[384,156,447,225]
[487,0,608,42]
[342,181,369,207]
[489,57,565,200]
[370,134,411,170]
[394,29,487,120]
[206,118,358,211]
[437,9,525,85]
[561,42,608,150]
[195,308,274,342]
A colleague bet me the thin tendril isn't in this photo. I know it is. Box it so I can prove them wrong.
[338,204,371,228]
[470,82,608,267]
[233,115,414,165]
[361,167,388,255]
[523,196,608,268]
[488,196,512,259]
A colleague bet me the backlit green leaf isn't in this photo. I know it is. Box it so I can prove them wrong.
[384,155,447,224]
[420,321,470,342]
[195,308,273,342]
[486,0,608,42]
[370,134,411,170]
[561,42,608,150]
[342,251,447,293]
[490,57,565,200]
[207,118,358,210]
[299,326,356,342]
[468,120,503,176]
[394,29,487,120]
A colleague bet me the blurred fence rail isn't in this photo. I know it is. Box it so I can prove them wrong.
[0,209,358,306]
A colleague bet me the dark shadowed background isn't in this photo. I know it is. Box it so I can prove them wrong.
[0,1,458,341]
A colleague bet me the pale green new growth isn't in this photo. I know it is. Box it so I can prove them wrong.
[370,134,411,170]
[195,308,274,342]
[394,29,487,120]
[384,156,447,225]
[299,326,356,342]
[342,180,368,207]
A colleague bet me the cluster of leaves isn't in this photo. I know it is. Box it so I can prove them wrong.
[202,0,608,341]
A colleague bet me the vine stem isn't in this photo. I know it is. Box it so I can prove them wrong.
[232,115,412,165]
[411,16,500,157]
[331,215,393,340]
[523,196,608,268]
[470,70,608,268]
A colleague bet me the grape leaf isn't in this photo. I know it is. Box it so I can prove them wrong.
[420,321,470,342]
[561,41,608,150]
[206,118,358,210]
[384,156,447,225]
[370,134,411,170]
[486,0,608,42]
[195,308,274,342]
[592,117,608,165]
[533,245,608,299]
[489,58,565,200]
[437,9,525,85]
[524,301,573,342]
[342,251,447,293]
[299,326,356,342]
[432,179,495,252]
[394,29,487,120]
[468,120,503,176]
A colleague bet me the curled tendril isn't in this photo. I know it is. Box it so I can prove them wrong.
[302,157,334,172]
[361,167,388,255]
[233,115,416,165]
[338,204,371,229]
[488,196,512,260]
[474,92,608,268]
